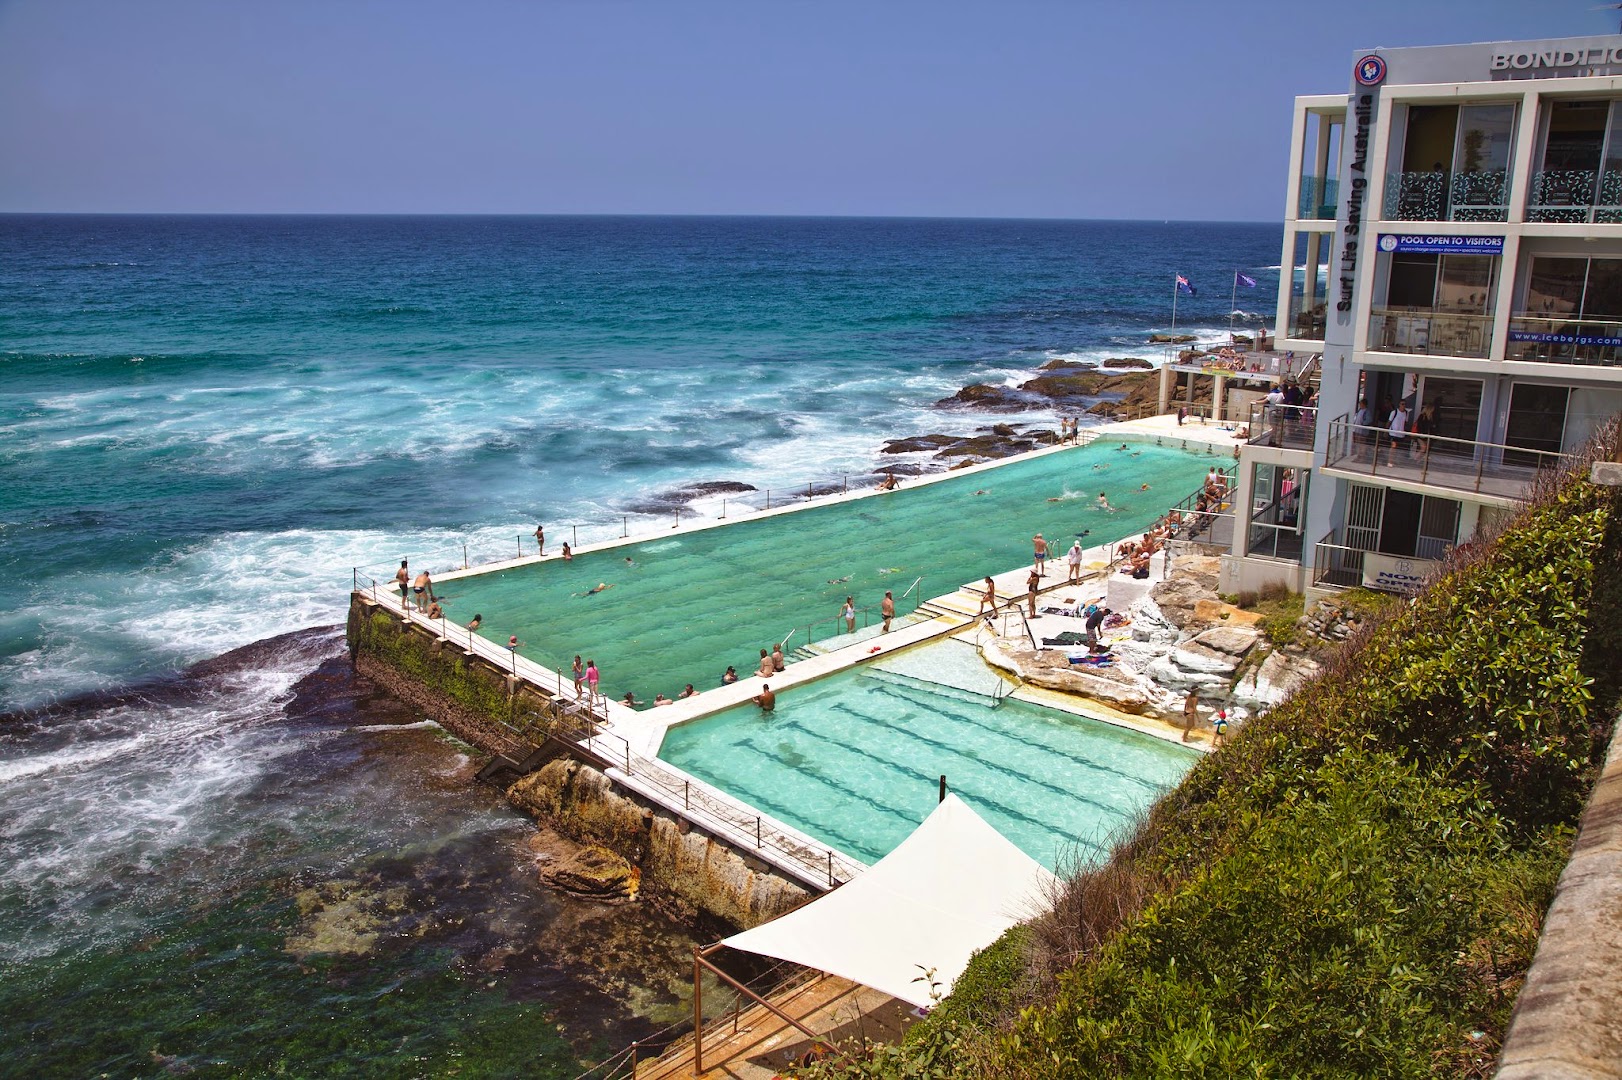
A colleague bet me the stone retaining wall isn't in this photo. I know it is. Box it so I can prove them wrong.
[346,592,812,931]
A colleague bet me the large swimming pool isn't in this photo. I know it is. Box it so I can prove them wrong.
[658,641,1199,869]
[445,440,1215,700]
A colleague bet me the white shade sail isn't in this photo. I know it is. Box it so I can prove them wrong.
[720,794,1060,1009]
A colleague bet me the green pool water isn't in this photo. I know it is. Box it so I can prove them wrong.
[658,641,1199,869]
[446,440,1217,700]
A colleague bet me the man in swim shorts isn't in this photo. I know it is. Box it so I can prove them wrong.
[412,569,433,612]
[394,560,410,602]
[881,591,894,633]
[754,684,775,712]
[1032,533,1047,577]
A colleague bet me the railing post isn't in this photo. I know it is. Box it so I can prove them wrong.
[463,543,468,569]
[684,780,690,810]
[674,508,680,529]
[766,489,771,510]
[756,817,762,848]
[693,948,704,1075]
[827,850,834,886]
[517,535,522,558]
[572,525,578,548]
[622,515,628,538]
[720,498,727,519]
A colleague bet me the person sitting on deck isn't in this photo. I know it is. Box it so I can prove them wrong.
[425,601,444,620]
[756,648,775,679]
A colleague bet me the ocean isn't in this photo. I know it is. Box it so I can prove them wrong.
[0,214,1281,1077]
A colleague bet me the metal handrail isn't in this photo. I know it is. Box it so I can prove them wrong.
[1321,415,1571,497]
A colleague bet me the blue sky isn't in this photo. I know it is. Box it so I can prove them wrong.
[0,0,1609,219]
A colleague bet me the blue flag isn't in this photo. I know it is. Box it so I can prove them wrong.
[1176,274,1196,297]
[1236,271,1258,288]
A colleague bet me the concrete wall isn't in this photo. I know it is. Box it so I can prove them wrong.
[1497,719,1622,1079]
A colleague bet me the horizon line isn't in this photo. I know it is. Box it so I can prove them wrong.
[0,210,1280,226]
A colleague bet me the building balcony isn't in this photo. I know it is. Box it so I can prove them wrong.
[1367,309,1493,359]
[1322,416,1569,504]
[1382,170,1510,223]
[1310,530,1441,593]
[1245,401,1318,451]
[1506,314,1622,367]
[1296,176,1339,220]
[1526,169,1622,224]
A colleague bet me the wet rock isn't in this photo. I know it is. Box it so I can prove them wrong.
[881,434,959,454]
[620,480,757,515]
[1038,358,1097,371]
[934,432,1041,461]
[1101,357,1154,369]
[540,844,641,903]
[935,383,1028,410]
[1018,371,1112,399]
[1148,333,1198,344]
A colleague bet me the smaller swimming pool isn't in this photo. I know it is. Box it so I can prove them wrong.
[657,641,1198,869]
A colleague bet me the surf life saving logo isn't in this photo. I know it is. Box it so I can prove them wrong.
[1355,54,1387,86]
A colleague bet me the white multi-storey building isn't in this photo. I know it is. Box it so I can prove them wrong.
[1223,34,1622,599]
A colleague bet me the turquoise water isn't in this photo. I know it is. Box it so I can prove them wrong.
[444,440,1217,700]
[658,642,1199,869]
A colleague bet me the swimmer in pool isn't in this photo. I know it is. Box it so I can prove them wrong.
[827,575,851,585]
[1097,492,1113,512]
[578,582,614,596]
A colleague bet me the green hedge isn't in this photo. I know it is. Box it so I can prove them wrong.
[804,459,1618,1077]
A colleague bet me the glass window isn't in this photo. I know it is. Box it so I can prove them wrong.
[1525,257,1586,316]
[1542,100,1607,171]
[1386,254,1438,308]
[1456,105,1515,175]
[1583,260,1622,319]
[1436,255,1494,313]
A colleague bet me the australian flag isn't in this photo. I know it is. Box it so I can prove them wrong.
[1236,271,1258,288]
[1176,274,1196,297]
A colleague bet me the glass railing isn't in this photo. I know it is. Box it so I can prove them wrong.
[1297,176,1339,220]
[1321,414,1569,501]
[1246,401,1318,451]
[1289,302,1327,341]
[1367,309,1493,358]
[1505,315,1622,366]
[1382,170,1510,222]
[1527,169,1622,223]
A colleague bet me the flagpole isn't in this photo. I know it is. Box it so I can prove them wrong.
[1229,270,1238,341]
[1171,273,1179,333]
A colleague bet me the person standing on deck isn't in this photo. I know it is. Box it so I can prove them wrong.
[394,560,410,602]
[1033,533,1048,577]
[1066,540,1083,585]
[842,597,856,633]
[585,659,600,701]
[572,656,584,696]
[1026,568,1040,619]
[977,576,997,620]
[1182,691,1200,743]
[881,591,895,633]
[411,569,433,612]
[534,524,544,555]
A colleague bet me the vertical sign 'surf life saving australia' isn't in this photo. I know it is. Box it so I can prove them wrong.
[1337,94,1373,313]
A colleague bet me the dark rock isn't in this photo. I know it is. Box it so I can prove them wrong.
[1101,357,1154,369]
[935,383,1028,410]
[1037,358,1097,372]
[1019,371,1111,399]
[619,480,757,516]
[1148,333,1199,344]
[881,434,959,454]
[990,423,1017,437]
